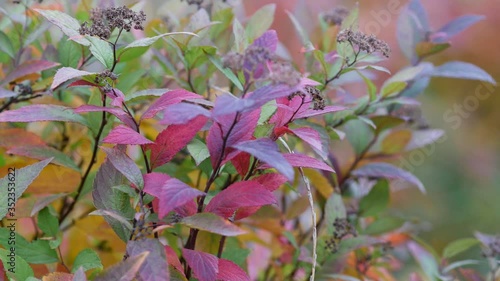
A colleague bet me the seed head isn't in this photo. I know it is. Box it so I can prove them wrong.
[337,29,391,58]
[323,6,350,26]
[79,6,146,39]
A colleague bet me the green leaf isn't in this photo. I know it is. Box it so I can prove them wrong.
[207,55,243,91]
[325,193,346,234]
[122,32,196,51]
[363,217,404,235]
[381,81,407,97]
[37,207,59,237]
[286,11,314,52]
[232,19,247,52]
[34,9,89,46]
[185,46,216,69]
[0,248,34,281]
[0,31,15,59]
[0,158,52,220]
[0,228,59,264]
[370,116,405,135]
[358,180,389,217]
[416,42,450,58]
[442,238,479,259]
[357,71,377,101]
[187,138,210,166]
[341,3,359,31]
[181,213,246,236]
[245,4,276,41]
[72,249,103,273]
[258,100,277,124]
[343,119,374,155]
[221,237,251,269]
[86,36,114,69]
[58,37,81,68]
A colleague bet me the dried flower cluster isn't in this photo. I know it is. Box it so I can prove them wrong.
[337,29,391,58]
[325,218,358,253]
[483,236,500,258]
[267,61,302,86]
[322,6,350,26]
[79,6,146,39]
[305,85,326,110]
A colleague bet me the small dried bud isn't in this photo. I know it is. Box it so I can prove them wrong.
[305,86,325,110]
[323,6,350,26]
[222,52,245,71]
[333,218,357,239]
[268,61,302,87]
[13,82,33,96]
[337,29,391,58]
[79,6,146,39]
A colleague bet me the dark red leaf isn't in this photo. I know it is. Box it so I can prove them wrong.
[231,152,251,176]
[165,246,184,274]
[182,249,218,281]
[253,173,288,192]
[146,116,206,169]
[205,181,276,219]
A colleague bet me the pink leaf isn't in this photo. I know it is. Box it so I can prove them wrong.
[253,173,288,192]
[2,60,59,86]
[232,138,294,181]
[182,249,218,281]
[74,105,136,128]
[282,153,334,172]
[51,67,96,90]
[141,89,201,120]
[101,146,144,189]
[217,259,250,281]
[205,181,277,219]
[159,103,211,125]
[0,105,88,125]
[126,239,169,281]
[105,88,125,107]
[103,125,153,145]
[147,116,206,169]
[0,88,17,99]
[143,174,204,219]
[207,109,260,169]
[290,127,323,153]
[294,105,346,119]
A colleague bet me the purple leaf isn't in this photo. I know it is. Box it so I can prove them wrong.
[101,146,144,189]
[30,193,68,217]
[290,127,323,153]
[232,138,294,181]
[103,125,153,145]
[435,15,485,42]
[182,249,218,281]
[207,109,260,168]
[141,89,201,120]
[431,61,496,84]
[126,239,169,281]
[352,162,425,193]
[160,103,211,125]
[281,153,334,172]
[252,30,278,52]
[294,105,346,119]
[143,174,204,219]
[1,60,59,86]
[181,213,247,236]
[205,180,277,219]
[74,105,136,128]
[0,158,53,220]
[51,67,96,90]
[0,105,88,125]
[408,0,430,31]
[0,88,17,99]
[94,252,149,281]
[217,259,250,281]
[147,116,206,169]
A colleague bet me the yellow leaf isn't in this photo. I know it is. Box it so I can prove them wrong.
[381,129,412,154]
[304,169,334,198]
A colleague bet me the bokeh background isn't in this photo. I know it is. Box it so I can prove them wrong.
[241,0,500,251]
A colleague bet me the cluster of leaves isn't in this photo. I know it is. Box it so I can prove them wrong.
[0,0,497,280]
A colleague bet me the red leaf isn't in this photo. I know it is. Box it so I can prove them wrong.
[143,174,204,219]
[207,109,260,169]
[232,138,294,181]
[2,60,59,86]
[103,125,153,145]
[205,181,276,219]
[290,127,323,152]
[0,128,45,148]
[217,259,250,281]
[147,116,206,169]
[165,246,184,274]
[67,80,98,88]
[231,152,251,176]
[182,249,218,281]
[253,173,288,192]
[51,67,95,90]
[141,89,201,120]
[74,105,136,128]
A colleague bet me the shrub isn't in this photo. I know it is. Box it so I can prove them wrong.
[0,0,497,280]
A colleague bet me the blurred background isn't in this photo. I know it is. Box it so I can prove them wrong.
[241,0,500,251]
